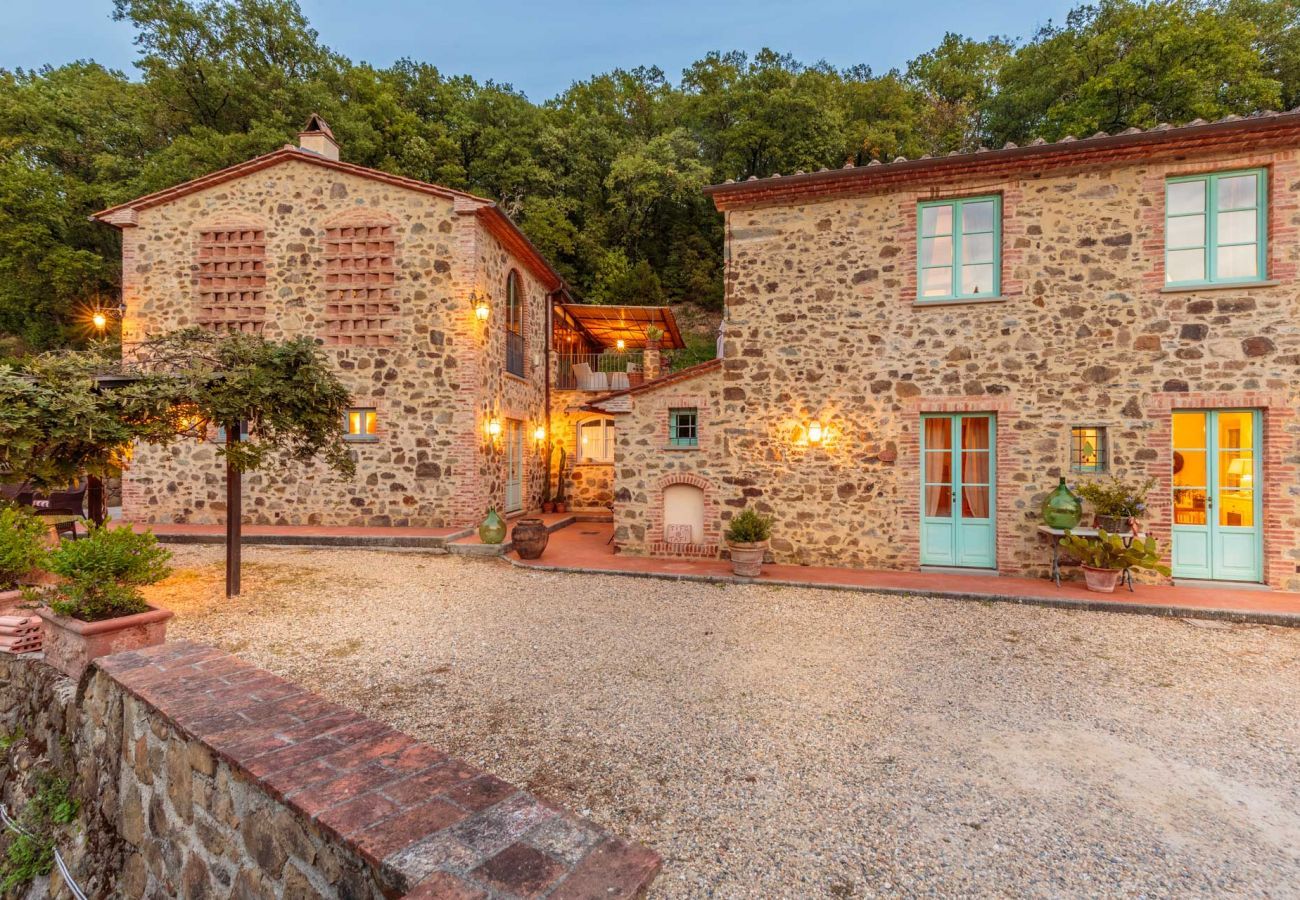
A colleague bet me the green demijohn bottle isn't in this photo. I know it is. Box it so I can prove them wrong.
[479,507,507,544]
[1041,477,1083,529]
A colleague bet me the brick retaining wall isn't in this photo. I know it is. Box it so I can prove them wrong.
[0,643,659,898]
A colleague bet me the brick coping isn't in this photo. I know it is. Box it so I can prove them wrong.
[93,642,660,898]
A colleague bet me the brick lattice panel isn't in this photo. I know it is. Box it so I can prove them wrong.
[195,228,267,334]
[323,224,398,347]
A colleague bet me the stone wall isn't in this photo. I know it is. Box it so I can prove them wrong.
[611,363,728,558]
[0,643,659,899]
[119,157,552,529]
[549,391,616,511]
[672,144,1300,586]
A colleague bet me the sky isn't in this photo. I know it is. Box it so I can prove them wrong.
[7,0,1079,101]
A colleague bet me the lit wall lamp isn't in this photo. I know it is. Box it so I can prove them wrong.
[486,417,502,439]
[533,425,546,444]
[615,338,626,351]
[807,421,824,445]
[471,292,490,321]
[88,299,126,335]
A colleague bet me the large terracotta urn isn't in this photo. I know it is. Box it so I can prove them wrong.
[511,518,549,560]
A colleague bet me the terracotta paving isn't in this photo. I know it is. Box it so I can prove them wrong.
[512,522,1300,625]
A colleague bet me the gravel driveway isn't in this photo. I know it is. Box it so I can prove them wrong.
[150,545,1300,898]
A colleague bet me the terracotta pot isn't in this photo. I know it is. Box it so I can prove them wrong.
[1081,566,1122,593]
[541,502,555,514]
[554,502,567,514]
[38,603,173,681]
[728,541,768,578]
[512,518,549,560]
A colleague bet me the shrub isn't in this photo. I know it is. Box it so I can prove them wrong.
[1060,530,1171,576]
[1075,475,1155,519]
[725,508,772,544]
[42,525,172,622]
[0,507,46,590]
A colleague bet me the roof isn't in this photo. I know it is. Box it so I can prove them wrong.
[706,109,1300,210]
[557,304,685,350]
[91,145,566,292]
[583,358,721,413]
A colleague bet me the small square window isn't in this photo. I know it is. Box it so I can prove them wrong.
[670,408,698,447]
[212,422,249,444]
[345,408,378,442]
[1071,426,1107,473]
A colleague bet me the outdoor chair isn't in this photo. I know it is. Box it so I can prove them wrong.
[31,481,88,540]
[0,481,33,507]
[572,362,609,392]
[609,372,630,391]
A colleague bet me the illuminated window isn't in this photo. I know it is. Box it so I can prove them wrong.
[669,408,698,447]
[1070,426,1107,473]
[344,408,378,442]
[577,417,615,463]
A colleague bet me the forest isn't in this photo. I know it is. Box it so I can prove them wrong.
[0,0,1297,351]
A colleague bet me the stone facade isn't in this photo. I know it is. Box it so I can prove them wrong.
[0,643,660,898]
[615,121,1300,589]
[99,142,556,529]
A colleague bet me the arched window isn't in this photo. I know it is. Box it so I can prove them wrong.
[505,270,524,376]
[577,417,615,463]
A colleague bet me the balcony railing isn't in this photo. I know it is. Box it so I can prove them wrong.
[505,331,524,377]
[556,351,646,391]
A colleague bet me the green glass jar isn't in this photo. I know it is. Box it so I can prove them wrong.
[479,507,507,544]
[1041,477,1083,529]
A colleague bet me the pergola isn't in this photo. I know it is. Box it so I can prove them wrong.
[554,304,685,352]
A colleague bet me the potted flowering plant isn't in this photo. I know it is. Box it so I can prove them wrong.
[725,508,772,577]
[32,525,174,679]
[1060,530,1170,593]
[0,506,47,610]
[1075,475,1154,533]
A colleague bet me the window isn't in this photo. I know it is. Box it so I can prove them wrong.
[505,270,524,377]
[344,408,378,442]
[577,417,615,462]
[1070,426,1107,473]
[669,408,698,447]
[212,422,250,444]
[1165,169,1267,286]
[918,196,1000,301]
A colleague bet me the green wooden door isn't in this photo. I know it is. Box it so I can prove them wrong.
[1171,410,1262,582]
[921,414,996,568]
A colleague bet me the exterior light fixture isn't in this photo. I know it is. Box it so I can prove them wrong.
[92,311,108,331]
[533,425,546,443]
[616,339,626,351]
[487,418,502,438]
[471,293,490,321]
[807,421,824,444]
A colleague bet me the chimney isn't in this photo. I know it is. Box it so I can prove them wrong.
[298,113,339,161]
[643,339,661,382]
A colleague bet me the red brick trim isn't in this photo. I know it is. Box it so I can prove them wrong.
[1142,390,1297,587]
[645,473,720,558]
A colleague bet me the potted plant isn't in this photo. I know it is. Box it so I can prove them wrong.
[0,506,47,610]
[1059,529,1171,593]
[644,324,664,348]
[32,524,174,679]
[725,507,772,578]
[553,447,568,514]
[540,462,555,515]
[1075,475,1154,533]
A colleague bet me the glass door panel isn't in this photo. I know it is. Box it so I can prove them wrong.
[1172,410,1261,582]
[921,414,996,569]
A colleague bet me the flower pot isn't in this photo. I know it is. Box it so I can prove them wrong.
[541,502,555,514]
[553,502,567,514]
[37,603,173,681]
[728,541,768,578]
[512,518,549,560]
[478,508,507,545]
[1081,566,1122,594]
[1094,514,1129,534]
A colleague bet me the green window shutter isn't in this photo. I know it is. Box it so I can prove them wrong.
[1165,169,1267,286]
[917,195,1001,302]
[669,408,698,447]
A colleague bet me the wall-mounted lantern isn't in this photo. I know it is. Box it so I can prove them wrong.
[533,425,546,444]
[486,417,502,439]
[471,292,491,321]
[807,421,824,445]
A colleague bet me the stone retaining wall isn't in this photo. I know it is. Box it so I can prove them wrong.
[0,643,659,898]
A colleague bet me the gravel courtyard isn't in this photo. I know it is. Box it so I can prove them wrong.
[149,545,1300,898]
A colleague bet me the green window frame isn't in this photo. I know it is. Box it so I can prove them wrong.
[917,195,1001,302]
[1070,426,1107,474]
[669,408,698,448]
[1165,169,1267,287]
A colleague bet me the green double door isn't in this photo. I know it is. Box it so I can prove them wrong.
[1172,410,1262,582]
[921,414,996,569]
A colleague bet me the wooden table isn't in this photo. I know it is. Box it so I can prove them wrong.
[1037,525,1145,591]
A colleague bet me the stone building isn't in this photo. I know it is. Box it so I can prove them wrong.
[94,116,571,528]
[606,112,1300,591]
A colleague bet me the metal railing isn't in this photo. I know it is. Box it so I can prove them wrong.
[556,351,646,391]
